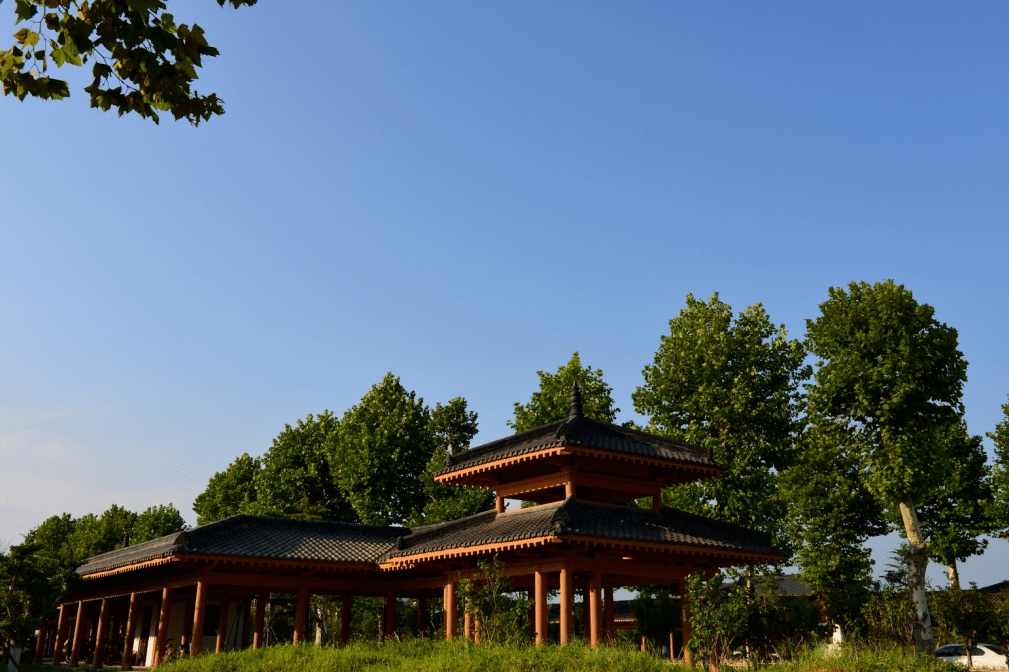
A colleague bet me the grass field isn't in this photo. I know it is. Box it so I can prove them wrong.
[21,639,957,672]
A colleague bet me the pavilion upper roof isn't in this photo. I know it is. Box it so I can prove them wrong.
[434,414,722,478]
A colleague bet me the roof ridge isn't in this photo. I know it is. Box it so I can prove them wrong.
[443,420,566,466]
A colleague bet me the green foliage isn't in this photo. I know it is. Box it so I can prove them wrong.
[683,572,748,669]
[930,584,1001,669]
[633,293,809,554]
[630,584,680,650]
[132,503,188,543]
[781,422,888,634]
[332,374,437,526]
[410,398,494,526]
[456,555,532,645]
[193,453,262,526]
[860,586,915,648]
[805,280,968,504]
[509,352,619,432]
[1,0,257,124]
[916,422,994,585]
[254,411,354,523]
[737,577,827,664]
[987,395,1009,540]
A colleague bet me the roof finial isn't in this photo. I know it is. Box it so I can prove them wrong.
[569,378,582,419]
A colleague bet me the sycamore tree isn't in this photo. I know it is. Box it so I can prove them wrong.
[916,421,994,589]
[1,0,256,124]
[987,395,1009,541]
[633,293,809,555]
[192,453,261,525]
[330,374,436,526]
[780,421,888,636]
[805,280,968,655]
[132,504,188,543]
[509,352,619,432]
[410,397,494,526]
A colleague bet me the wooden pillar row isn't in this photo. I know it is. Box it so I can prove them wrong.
[154,586,174,666]
[34,625,47,663]
[92,597,111,666]
[53,603,70,665]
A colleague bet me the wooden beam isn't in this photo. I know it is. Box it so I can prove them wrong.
[192,576,209,656]
[52,604,69,665]
[559,563,572,645]
[254,591,268,649]
[122,592,140,667]
[339,593,351,647]
[216,595,230,653]
[589,570,601,648]
[69,600,86,665]
[154,586,173,666]
[494,471,569,499]
[534,569,546,645]
[293,586,308,644]
[92,597,111,666]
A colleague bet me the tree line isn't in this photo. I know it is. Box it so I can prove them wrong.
[3,279,1008,658]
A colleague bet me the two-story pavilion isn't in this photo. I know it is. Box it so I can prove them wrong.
[38,383,781,668]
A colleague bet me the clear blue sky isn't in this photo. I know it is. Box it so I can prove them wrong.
[1,1,1006,588]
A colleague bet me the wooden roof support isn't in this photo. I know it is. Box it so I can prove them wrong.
[384,591,396,640]
[443,576,458,640]
[254,591,268,649]
[154,586,174,666]
[180,596,195,652]
[92,597,111,667]
[604,585,615,646]
[534,569,547,645]
[191,576,209,656]
[559,562,573,645]
[589,569,602,648]
[68,600,86,665]
[339,593,351,647]
[122,592,140,668]
[293,586,308,644]
[216,595,230,653]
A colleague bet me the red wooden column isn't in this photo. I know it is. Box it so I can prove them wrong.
[216,596,231,653]
[253,591,268,649]
[339,594,351,647]
[69,600,87,665]
[154,586,174,666]
[418,596,428,636]
[384,591,396,639]
[604,585,615,646]
[92,597,112,666]
[534,570,547,645]
[52,604,69,665]
[559,563,573,645]
[34,626,47,663]
[191,576,209,656]
[122,592,140,667]
[589,570,602,648]
[582,589,590,640]
[681,580,693,667]
[443,578,458,640]
[293,586,308,644]
[463,598,472,640]
[242,600,252,649]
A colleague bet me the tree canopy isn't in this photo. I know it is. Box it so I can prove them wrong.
[805,279,968,655]
[633,293,809,554]
[192,452,261,526]
[987,395,1009,540]
[1,0,256,124]
[509,352,619,432]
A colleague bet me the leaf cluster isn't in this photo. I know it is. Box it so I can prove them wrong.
[509,352,619,432]
[1,0,256,124]
[455,555,532,645]
[986,395,1009,539]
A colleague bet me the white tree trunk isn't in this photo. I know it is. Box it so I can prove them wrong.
[899,493,935,655]
[947,560,960,589]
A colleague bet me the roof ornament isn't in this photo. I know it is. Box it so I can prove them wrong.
[569,378,582,420]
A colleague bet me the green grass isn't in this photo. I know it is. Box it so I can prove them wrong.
[22,641,956,672]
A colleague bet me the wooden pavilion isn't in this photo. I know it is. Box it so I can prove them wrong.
[38,383,781,667]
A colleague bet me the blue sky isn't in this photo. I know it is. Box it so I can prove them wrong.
[1,1,1006,588]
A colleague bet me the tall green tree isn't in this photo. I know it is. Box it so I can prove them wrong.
[987,395,1009,541]
[331,374,436,526]
[192,453,261,525]
[410,397,495,525]
[633,293,809,554]
[252,411,355,523]
[132,503,188,544]
[916,421,994,588]
[781,421,888,636]
[1,0,256,124]
[805,279,968,655]
[509,352,619,432]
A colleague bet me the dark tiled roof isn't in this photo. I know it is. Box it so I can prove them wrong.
[434,415,722,477]
[77,515,406,576]
[385,498,780,560]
